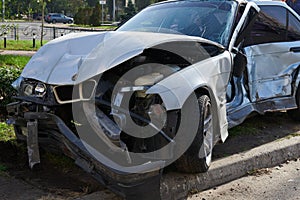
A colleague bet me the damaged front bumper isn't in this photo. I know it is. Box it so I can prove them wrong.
[7,101,164,200]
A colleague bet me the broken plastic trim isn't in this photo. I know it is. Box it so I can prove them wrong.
[53,79,97,104]
[22,111,164,199]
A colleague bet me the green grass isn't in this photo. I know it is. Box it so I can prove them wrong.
[229,122,259,137]
[0,40,48,51]
[0,123,15,142]
[0,55,31,68]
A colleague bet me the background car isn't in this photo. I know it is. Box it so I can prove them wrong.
[45,13,74,24]
[33,13,42,20]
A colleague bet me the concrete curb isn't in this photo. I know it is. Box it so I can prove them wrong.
[160,135,300,200]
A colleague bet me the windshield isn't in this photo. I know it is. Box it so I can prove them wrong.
[118,1,238,47]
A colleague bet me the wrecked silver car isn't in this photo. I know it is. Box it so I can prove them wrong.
[6,0,300,199]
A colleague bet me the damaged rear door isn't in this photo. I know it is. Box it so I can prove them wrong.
[243,4,300,102]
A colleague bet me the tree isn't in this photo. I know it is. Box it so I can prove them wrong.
[86,0,98,7]
[89,3,101,26]
[74,7,93,25]
[46,0,86,16]
[136,0,151,11]
[135,0,165,11]
[120,0,136,23]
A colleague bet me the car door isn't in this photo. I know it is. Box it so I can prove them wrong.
[242,4,300,102]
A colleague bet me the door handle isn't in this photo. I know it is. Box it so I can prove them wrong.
[290,47,300,52]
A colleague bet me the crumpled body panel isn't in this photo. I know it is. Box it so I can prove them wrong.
[21,31,221,85]
[148,51,232,141]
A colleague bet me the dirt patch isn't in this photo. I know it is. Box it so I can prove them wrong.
[0,141,104,199]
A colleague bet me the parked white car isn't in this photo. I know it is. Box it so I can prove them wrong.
[7,0,300,198]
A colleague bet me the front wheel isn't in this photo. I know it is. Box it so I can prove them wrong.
[175,94,214,173]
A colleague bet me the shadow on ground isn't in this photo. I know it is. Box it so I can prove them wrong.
[213,112,300,159]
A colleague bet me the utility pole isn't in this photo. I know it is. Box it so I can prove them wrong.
[41,0,45,46]
[99,0,106,25]
[113,0,116,22]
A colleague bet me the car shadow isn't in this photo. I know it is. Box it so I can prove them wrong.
[213,112,300,159]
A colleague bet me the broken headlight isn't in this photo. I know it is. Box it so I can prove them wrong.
[20,80,48,98]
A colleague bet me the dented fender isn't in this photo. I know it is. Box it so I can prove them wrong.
[147,51,232,142]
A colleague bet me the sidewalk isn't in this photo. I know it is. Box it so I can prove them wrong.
[0,50,36,57]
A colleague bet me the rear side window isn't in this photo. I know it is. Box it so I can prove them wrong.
[288,12,300,40]
[244,5,300,46]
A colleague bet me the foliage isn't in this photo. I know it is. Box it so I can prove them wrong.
[89,3,102,26]
[86,0,99,7]
[136,0,152,10]
[136,0,165,10]
[0,123,15,142]
[1,0,166,24]
[47,0,87,16]
[0,55,30,109]
[74,7,93,25]
[120,0,137,24]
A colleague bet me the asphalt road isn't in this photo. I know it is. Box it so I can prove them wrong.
[188,159,300,200]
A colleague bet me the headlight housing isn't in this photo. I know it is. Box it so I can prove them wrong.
[20,80,48,98]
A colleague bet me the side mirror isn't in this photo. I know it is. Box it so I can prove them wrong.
[233,50,247,77]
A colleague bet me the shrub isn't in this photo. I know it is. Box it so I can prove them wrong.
[0,55,29,119]
[89,4,102,26]
[0,65,22,107]
[74,7,93,25]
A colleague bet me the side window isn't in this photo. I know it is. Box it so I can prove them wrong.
[288,12,300,40]
[244,6,287,46]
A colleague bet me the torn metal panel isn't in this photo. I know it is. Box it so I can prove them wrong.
[27,120,40,169]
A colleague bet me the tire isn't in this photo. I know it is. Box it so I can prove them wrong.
[52,19,56,24]
[68,20,73,24]
[288,86,300,121]
[175,94,214,173]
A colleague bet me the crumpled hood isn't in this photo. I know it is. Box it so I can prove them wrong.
[21,31,221,85]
